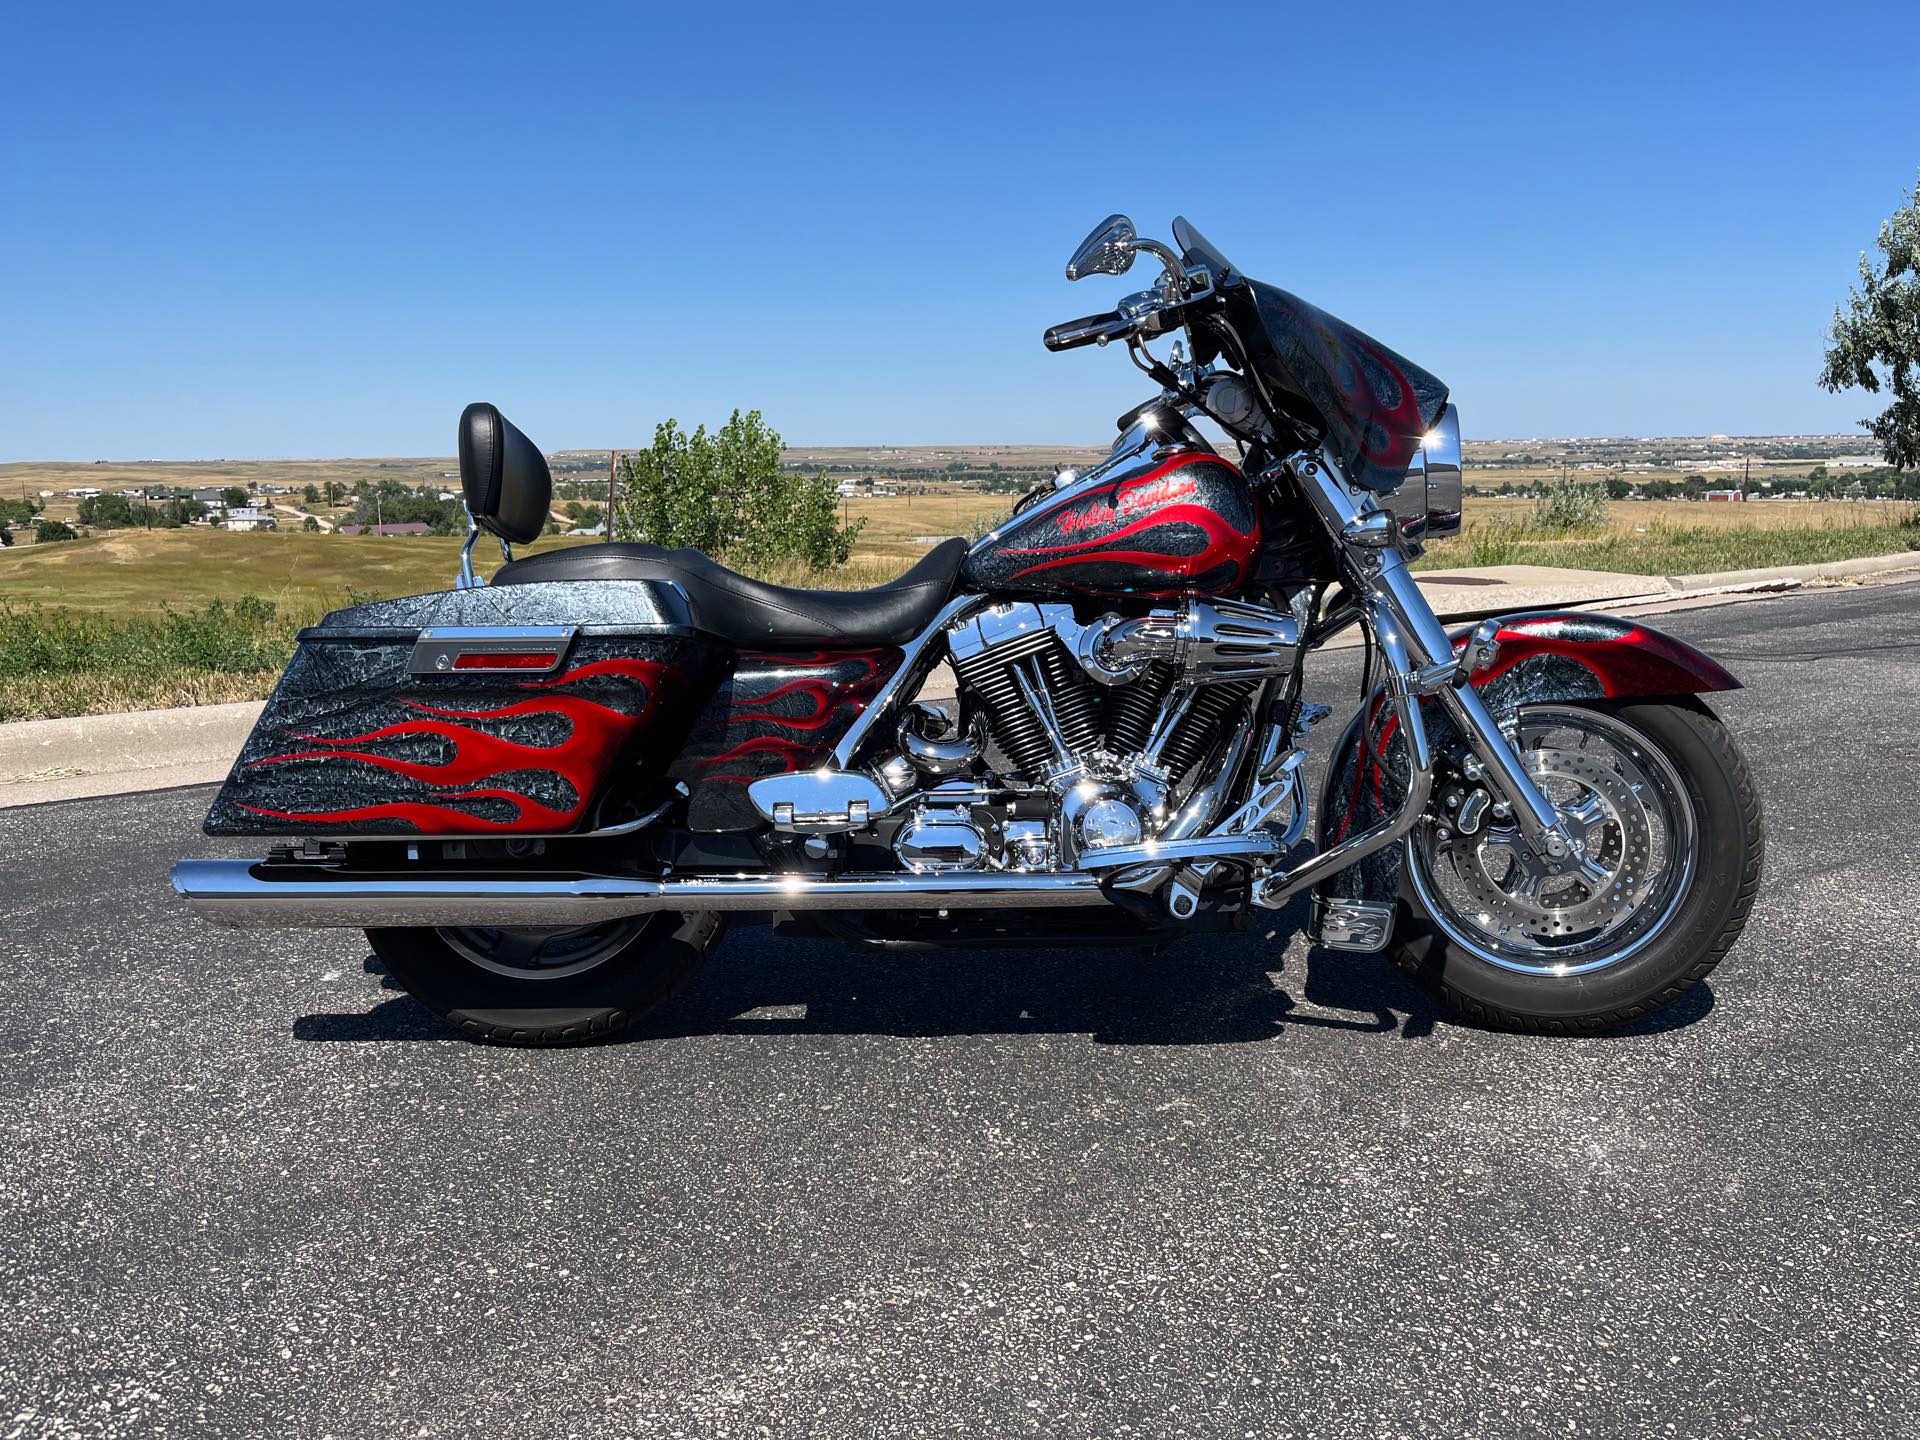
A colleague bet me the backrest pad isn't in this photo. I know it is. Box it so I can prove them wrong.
[458,401,551,546]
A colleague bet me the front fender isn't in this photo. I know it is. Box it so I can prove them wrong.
[1453,610,1738,719]
[1310,611,1738,930]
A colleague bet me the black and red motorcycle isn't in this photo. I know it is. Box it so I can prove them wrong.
[172,215,1764,1043]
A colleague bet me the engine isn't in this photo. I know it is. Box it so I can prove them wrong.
[884,598,1301,874]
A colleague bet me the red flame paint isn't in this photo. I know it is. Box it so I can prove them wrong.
[692,650,896,785]
[1003,454,1257,591]
[239,657,676,833]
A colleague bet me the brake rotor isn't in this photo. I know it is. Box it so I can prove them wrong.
[1442,746,1654,941]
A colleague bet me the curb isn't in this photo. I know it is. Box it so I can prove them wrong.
[1662,547,1920,592]
[4,550,1916,809]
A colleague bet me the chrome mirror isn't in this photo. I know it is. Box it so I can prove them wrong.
[1066,215,1138,281]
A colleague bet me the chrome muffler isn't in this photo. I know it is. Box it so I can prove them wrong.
[169,859,1110,930]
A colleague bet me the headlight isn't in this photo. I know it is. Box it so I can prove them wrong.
[1405,404,1462,539]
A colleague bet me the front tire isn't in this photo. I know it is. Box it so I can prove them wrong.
[1389,697,1763,1033]
[367,911,724,1046]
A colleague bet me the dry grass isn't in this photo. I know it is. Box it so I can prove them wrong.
[3,667,281,723]
[1418,499,1920,574]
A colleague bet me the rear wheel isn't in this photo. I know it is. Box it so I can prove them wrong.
[367,911,723,1046]
[1389,698,1762,1033]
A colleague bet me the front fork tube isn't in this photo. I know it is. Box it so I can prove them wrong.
[1365,546,1571,856]
[1290,451,1569,860]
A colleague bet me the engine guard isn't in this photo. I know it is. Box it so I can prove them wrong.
[1307,610,1740,951]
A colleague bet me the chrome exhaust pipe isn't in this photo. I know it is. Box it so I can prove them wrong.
[169,859,1111,931]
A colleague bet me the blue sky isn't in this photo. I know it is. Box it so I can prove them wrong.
[4,1,1918,459]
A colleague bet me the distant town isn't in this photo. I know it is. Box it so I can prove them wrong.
[0,432,1910,547]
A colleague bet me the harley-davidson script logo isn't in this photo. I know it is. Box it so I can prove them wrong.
[1056,471,1200,534]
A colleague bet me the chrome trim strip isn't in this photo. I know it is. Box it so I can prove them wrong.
[416,625,577,642]
[170,859,1111,930]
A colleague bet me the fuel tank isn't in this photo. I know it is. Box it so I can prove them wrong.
[963,439,1259,600]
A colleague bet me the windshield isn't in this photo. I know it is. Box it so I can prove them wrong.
[1173,215,1237,285]
[1172,217,1448,494]
[1237,281,1449,493]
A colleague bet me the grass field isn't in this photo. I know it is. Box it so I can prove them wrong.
[1417,498,1919,573]
[2,494,1914,722]
[6,493,1904,614]
[0,484,1017,616]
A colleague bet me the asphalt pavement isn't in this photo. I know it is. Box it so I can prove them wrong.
[3,581,1917,1438]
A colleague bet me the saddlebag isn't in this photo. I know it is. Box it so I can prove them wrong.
[203,580,722,837]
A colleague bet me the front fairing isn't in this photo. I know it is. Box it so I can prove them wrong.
[1223,279,1449,495]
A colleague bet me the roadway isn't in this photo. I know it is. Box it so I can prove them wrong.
[3,580,1916,1437]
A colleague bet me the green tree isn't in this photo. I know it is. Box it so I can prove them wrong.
[302,484,321,506]
[37,519,77,541]
[615,419,722,553]
[712,409,789,566]
[794,469,865,565]
[303,515,321,532]
[346,479,463,535]
[77,493,138,528]
[1820,173,1920,469]
[612,410,862,568]
[219,486,249,509]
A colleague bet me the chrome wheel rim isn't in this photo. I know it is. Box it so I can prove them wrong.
[436,917,652,982]
[1406,707,1698,977]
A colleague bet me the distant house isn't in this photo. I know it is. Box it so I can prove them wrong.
[224,508,278,531]
[1704,489,1746,502]
[190,487,227,506]
[336,522,432,536]
[65,487,103,499]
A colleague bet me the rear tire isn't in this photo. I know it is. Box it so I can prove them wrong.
[367,911,723,1046]
[1388,697,1763,1034]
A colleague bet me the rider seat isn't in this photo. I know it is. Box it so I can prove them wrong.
[459,402,968,648]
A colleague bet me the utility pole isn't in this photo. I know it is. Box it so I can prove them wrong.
[607,450,619,542]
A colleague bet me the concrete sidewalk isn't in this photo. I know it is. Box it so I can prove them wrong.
[4,552,1916,809]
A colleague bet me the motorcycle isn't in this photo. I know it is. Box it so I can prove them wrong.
[170,214,1764,1043]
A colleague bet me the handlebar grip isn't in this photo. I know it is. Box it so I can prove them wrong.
[1044,310,1128,351]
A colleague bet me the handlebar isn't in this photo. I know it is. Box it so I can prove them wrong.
[1043,310,1138,351]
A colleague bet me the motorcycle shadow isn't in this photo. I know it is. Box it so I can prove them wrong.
[294,898,1713,1047]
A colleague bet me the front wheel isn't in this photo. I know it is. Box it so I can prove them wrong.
[1389,697,1763,1033]
[367,910,724,1046]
